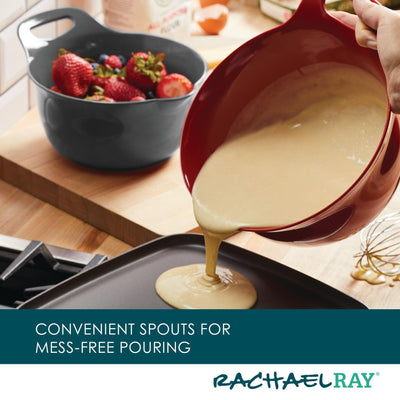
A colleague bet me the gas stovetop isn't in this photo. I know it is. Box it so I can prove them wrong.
[0,234,107,308]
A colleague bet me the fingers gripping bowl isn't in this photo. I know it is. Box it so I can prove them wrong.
[18,7,208,170]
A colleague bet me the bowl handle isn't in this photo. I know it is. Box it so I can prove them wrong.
[292,0,327,19]
[18,7,107,62]
[293,0,381,20]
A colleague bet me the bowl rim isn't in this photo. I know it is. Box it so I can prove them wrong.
[34,82,202,104]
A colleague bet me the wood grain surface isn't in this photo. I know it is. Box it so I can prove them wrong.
[0,108,199,247]
[0,173,399,308]
[0,180,131,258]
[226,223,400,309]
[0,3,278,246]
[1,107,400,308]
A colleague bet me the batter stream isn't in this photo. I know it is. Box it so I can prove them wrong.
[156,64,388,309]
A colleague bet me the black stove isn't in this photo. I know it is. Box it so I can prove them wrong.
[0,234,107,308]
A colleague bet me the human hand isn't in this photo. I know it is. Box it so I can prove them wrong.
[332,0,400,113]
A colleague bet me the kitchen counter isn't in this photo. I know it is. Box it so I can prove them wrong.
[1,160,400,309]
[187,0,279,68]
[0,179,131,258]
[1,2,400,309]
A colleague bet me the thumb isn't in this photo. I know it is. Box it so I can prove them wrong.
[355,18,378,49]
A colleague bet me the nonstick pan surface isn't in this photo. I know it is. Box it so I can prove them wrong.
[19,234,366,309]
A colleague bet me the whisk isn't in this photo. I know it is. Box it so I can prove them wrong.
[355,211,400,277]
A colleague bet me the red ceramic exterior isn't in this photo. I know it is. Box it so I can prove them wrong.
[181,0,400,244]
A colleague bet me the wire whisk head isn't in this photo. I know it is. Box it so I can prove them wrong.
[355,211,400,277]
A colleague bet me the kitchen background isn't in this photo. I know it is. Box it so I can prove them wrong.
[2,0,399,136]
[0,0,270,137]
[0,0,400,310]
[0,0,101,136]
[5,0,397,137]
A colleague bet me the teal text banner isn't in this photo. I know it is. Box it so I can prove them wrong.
[0,310,398,364]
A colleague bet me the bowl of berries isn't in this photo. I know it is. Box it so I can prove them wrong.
[18,7,208,170]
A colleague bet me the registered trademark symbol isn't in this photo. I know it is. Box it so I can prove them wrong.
[376,372,380,376]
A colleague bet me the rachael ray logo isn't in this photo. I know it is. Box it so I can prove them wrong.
[213,371,377,390]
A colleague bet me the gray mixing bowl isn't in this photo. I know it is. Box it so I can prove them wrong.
[18,7,208,170]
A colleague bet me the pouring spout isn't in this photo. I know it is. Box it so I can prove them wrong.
[292,0,328,20]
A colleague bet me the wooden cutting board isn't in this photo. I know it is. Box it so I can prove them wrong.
[0,5,277,247]
[0,108,200,246]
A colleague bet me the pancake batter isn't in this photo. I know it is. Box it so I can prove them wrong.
[156,64,388,309]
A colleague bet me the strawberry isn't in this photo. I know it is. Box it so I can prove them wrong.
[156,73,193,98]
[90,64,122,90]
[126,51,167,92]
[50,85,62,93]
[104,55,122,70]
[52,49,93,98]
[88,65,127,96]
[103,77,145,101]
[85,94,115,102]
[91,75,110,89]
[130,96,146,101]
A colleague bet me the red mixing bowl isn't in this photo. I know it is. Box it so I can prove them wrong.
[181,0,400,244]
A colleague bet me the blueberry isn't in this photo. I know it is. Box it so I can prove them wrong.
[114,68,121,74]
[146,91,155,99]
[117,55,126,66]
[97,54,108,64]
[91,62,99,70]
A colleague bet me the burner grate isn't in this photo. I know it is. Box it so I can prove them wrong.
[0,236,107,308]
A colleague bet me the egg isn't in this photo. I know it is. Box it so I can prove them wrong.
[194,4,229,35]
[199,0,230,7]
